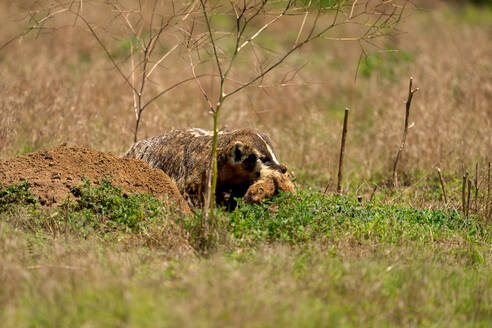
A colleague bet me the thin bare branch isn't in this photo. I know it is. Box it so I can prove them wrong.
[140,74,211,113]
[72,11,138,95]
[349,0,359,19]
[130,44,138,121]
[199,0,224,79]
[294,0,312,46]
[238,1,292,52]
[1,8,68,52]
[189,53,215,113]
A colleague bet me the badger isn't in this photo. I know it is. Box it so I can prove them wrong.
[124,128,292,209]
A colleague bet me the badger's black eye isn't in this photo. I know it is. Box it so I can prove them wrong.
[234,146,243,163]
[260,157,268,163]
[243,154,258,171]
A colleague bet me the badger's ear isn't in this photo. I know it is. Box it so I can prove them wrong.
[231,142,244,163]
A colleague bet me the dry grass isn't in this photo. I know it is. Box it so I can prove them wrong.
[0,1,490,187]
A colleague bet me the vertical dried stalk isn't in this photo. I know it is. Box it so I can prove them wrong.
[487,162,491,220]
[466,178,472,218]
[436,167,448,205]
[336,108,350,195]
[392,77,419,188]
[462,171,468,214]
[369,184,378,202]
[474,163,479,214]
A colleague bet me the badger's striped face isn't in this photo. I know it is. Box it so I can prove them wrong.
[228,139,287,181]
[250,132,288,174]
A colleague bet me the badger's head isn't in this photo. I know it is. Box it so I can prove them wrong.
[214,129,291,208]
[219,130,287,188]
[227,140,287,176]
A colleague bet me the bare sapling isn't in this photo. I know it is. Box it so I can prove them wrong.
[436,167,448,205]
[392,77,419,188]
[70,1,195,142]
[185,0,412,223]
[336,108,350,195]
[24,1,210,142]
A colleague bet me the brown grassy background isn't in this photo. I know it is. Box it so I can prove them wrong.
[1,0,490,190]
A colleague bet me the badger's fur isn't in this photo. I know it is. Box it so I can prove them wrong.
[124,128,290,208]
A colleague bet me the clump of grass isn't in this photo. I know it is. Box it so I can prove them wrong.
[0,182,37,211]
[1,179,191,253]
[67,178,169,232]
[225,188,489,245]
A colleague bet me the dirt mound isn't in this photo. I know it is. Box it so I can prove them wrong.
[0,144,191,213]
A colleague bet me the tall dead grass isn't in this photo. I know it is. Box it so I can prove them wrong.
[0,1,490,189]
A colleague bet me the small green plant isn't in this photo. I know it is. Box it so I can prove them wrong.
[67,178,169,232]
[227,188,488,245]
[0,182,37,211]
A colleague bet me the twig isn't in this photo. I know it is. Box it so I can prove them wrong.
[130,44,138,121]
[140,74,211,113]
[0,8,68,52]
[336,108,350,195]
[199,0,223,80]
[189,53,215,113]
[474,162,479,214]
[462,171,468,214]
[466,178,472,218]
[294,0,312,46]
[369,184,378,202]
[238,4,289,52]
[74,12,139,95]
[487,162,491,220]
[146,44,179,79]
[436,167,448,205]
[392,77,419,188]
[349,0,359,19]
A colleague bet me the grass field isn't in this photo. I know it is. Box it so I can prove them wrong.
[1,0,491,326]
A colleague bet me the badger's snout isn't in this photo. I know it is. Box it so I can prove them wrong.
[264,163,287,174]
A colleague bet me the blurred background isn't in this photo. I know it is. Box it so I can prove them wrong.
[0,0,490,194]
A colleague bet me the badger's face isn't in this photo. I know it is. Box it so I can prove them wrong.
[223,141,287,186]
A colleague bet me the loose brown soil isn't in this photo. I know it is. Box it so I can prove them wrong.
[0,144,191,213]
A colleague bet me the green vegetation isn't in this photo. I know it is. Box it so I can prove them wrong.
[0,180,184,241]
[1,180,491,327]
[68,178,170,232]
[0,182,37,211]
[227,189,485,245]
[359,50,415,80]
